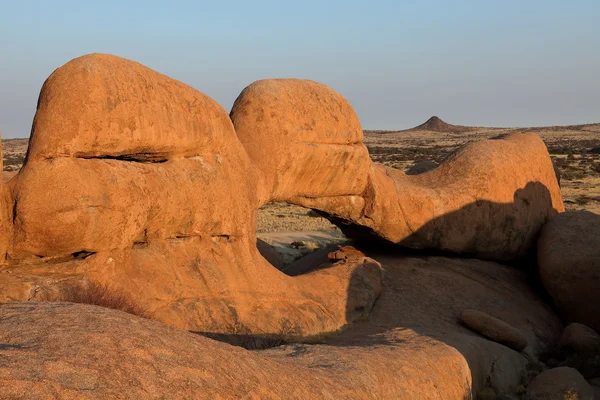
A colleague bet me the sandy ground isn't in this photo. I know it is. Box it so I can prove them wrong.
[257,231,347,266]
[256,202,339,233]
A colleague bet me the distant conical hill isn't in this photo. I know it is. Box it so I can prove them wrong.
[410,116,473,134]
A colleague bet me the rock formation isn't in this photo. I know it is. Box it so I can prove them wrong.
[538,210,600,332]
[556,323,600,379]
[231,80,563,260]
[560,323,600,355]
[0,54,564,334]
[0,53,577,398]
[0,54,382,337]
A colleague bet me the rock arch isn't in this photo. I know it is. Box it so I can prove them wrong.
[0,54,563,335]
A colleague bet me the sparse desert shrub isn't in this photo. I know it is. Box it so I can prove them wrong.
[561,166,587,181]
[38,280,151,319]
[575,196,592,205]
[198,318,302,350]
[563,389,580,400]
[3,154,25,168]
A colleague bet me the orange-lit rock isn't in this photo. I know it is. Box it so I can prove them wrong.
[231,80,564,260]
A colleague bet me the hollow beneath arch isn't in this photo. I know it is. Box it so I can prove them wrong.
[256,202,349,274]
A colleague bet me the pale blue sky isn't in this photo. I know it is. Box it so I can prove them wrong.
[0,0,599,138]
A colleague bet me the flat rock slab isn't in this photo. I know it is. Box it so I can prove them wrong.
[0,254,562,399]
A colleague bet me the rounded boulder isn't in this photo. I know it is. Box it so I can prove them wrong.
[526,367,594,400]
[538,211,600,332]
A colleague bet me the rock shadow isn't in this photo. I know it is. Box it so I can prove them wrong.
[311,181,563,397]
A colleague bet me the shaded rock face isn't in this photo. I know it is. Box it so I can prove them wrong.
[560,323,600,355]
[256,238,284,270]
[0,53,563,339]
[459,309,528,351]
[558,323,600,379]
[538,211,600,332]
[526,367,594,400]
[405,160,438,175]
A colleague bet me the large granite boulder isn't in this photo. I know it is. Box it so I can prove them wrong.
[538,211,600,332]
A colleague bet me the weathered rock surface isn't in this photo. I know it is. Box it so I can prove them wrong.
[0,251,561,399]
[231,80,564,260]
[359,254,561,396]
[560,323,600,354]
[460,309,528,351]
[0,54,383,336]
[557,323,600,379]
[526,367,594,400]
[538,211,600,332]
[230,78,371,203]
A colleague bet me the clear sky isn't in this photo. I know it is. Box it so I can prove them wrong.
[1,0,599,138]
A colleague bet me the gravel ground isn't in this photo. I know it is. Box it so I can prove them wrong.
[256,202,340,233]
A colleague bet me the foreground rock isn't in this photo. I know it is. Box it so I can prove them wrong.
[526,367,594,400]
[0,251,561,398]
[232,80,564,261]
[538,211,600,332]
[460,309,528,351]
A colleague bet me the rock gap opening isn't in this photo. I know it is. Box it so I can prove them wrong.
[255,202,348,275]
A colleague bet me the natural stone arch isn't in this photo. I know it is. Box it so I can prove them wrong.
[0,53,564,338]
[230,78,564,260]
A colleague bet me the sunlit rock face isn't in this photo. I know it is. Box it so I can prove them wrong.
[231,79,564,260]
[1,53,563,336]
[0,54,382,336]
